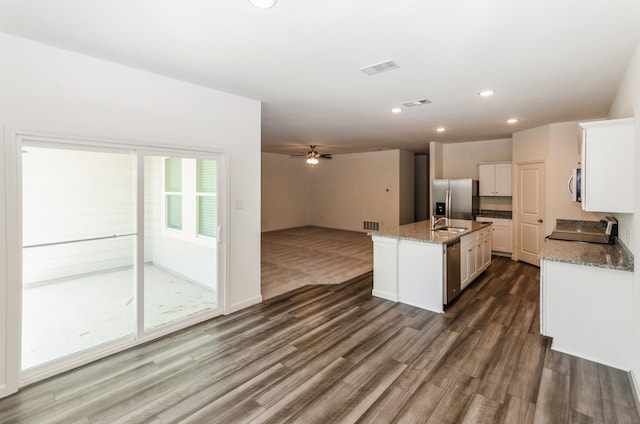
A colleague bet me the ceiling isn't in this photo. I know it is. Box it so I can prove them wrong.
[1,0,639,155]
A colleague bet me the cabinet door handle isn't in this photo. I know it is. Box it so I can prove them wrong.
[537,219,543,223]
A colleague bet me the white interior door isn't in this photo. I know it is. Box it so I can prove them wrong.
[516,161,546,266]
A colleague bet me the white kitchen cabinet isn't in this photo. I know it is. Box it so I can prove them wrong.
[478,227,491,271]
[476,217,512,254]
[461,226,491,289]
[479,163,512,196]
[461,234,476,289]
[540,259,632,370]
[579,118,635,213]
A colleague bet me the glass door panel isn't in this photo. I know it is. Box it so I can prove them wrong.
[143,155,218,331]
[21,145,136,370]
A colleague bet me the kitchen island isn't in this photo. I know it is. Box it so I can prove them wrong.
[370,219,491,313]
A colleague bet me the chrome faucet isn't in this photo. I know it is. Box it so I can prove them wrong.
[431,215,449,229]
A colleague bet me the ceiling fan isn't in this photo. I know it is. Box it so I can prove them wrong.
[290,145,332,165]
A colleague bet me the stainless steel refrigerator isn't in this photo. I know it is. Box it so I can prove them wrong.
[432,179,479,220]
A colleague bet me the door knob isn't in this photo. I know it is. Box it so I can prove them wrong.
[537,219,543,223]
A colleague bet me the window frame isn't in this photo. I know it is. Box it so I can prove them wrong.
[161,157,217,246]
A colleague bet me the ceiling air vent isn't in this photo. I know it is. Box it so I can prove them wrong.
[403,99,432,108]
[359,60,400,76]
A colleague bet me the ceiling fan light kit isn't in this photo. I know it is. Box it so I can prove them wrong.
[290,145,332,165]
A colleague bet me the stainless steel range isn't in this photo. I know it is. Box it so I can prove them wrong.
[547,217,618,245]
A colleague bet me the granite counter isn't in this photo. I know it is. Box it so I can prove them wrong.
[539,239,633,272]
[369,219,491,244]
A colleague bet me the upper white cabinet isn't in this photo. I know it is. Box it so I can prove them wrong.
[479,163,512,196]
[580,119,635,213]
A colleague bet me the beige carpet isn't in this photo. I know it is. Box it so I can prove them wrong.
[261,226,373,299]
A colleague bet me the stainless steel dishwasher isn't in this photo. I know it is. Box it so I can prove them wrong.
[444,239,461,305]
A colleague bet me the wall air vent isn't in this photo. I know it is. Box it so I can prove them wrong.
[363,221,380,231]
[403,99,432,107]
[359,60,400,76]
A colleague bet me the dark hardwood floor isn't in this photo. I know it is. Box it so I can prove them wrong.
[1,257,638,423]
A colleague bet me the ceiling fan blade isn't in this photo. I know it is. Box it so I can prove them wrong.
[319,154,332,159]
[289,154,309,157]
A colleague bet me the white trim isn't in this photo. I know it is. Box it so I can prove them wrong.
[371,289,399,302]
[12,131,232,158]
[630,370,640,414]
[227,295,262,314]
[549,344,630,372]
[1,128,21,398]
[136,153,145,337]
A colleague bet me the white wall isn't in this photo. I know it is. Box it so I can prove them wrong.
[441,138,512,179]
[441,138,512,211]
[0,33,261,396]
[608,40,640,399]
[261,153,312,232]
[399,150,415,225]
[414,155,429,222]
[262,150,412,232]
[310,150,403,232]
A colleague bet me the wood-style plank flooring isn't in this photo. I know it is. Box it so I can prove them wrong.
[1,257,639,423]
[261,226,372,300]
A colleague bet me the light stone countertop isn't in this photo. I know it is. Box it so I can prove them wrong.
[539,239,633,272]
[368,219,491,244]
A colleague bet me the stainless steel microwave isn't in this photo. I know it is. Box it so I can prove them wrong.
[568,168,581,202]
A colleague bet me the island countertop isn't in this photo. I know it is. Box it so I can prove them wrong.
[539,239,633,272]
[369,219,491,244]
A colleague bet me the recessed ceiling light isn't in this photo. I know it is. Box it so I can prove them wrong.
[479,90,495,97]
[507,118,519,124]
[391,108,403,114]
[436,127,446,132]
[249,0,277,9]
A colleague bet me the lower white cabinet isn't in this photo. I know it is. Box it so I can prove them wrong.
[540,259,632,370]
[476,217,511,254]
[461,225,491,289]
[461,236,476,288]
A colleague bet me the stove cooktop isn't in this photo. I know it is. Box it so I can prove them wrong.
[547,229,611,244]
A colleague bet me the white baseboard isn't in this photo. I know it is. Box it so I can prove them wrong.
[227,295,262,314]
[372,289,398,302]
[0,383,18,400]
[630,369,640,414]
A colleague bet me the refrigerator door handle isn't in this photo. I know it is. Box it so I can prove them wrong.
[446,189,452,220]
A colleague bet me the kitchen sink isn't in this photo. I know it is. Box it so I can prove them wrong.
[433,226,467,234]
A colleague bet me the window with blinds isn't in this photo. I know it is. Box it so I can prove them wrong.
[163,157,217,239]
[165,157,182,231]
[196,159,217,238]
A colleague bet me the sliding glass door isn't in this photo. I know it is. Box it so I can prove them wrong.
[143,155,218,332]
[21,144,137,369]
[20,141,223,373]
